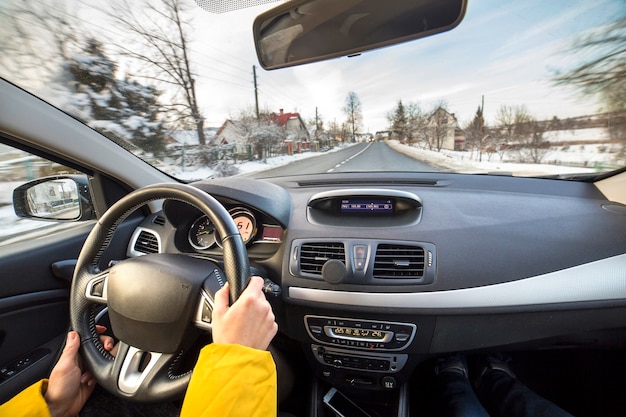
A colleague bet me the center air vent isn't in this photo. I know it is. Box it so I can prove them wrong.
[373,244,425,279]
[299,242,345,275]
[132,229,160,255]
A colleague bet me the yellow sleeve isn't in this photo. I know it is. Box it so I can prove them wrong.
[180,344,277,417]
[0,379,51,417]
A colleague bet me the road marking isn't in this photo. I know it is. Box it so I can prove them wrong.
[326,143,373,173]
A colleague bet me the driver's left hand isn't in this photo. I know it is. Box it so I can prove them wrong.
[44,327,115,417]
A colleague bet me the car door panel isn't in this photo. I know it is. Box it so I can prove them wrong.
[0,217,140,404]
[0,224,97,403]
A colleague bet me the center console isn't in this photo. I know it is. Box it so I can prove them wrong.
[305,315,416,387]
[303,315,418,389]
[300,314,422,417]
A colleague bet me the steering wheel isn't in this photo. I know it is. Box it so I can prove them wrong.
[70,183,250,401]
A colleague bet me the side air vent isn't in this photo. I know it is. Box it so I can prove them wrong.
[299,242,345,275]
[373,244,425,279]
[153,215,166,226]
[133,230,160,254]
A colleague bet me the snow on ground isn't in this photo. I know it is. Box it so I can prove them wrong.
[0,147,349,240]
[2,140,622,241]
[386,140,618,176]
[168,145,350,181]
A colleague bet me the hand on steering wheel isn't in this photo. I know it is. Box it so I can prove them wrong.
[70,183,257,402]
[212,277,278,350]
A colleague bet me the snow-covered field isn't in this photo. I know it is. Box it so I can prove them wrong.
[386,140,604,177]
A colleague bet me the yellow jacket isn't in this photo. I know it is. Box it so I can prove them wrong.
[0,343,277,417]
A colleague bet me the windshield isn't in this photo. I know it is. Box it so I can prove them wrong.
[1,0,624,181]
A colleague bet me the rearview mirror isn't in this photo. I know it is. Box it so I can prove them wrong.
[254,0,467,70]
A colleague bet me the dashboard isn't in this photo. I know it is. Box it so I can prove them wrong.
[126,171,626,392]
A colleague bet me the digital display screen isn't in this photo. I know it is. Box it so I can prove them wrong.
[261,225,282,242]
[329,327,387,340]
[340,198,393,214]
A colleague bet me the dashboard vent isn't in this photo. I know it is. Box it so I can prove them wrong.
[299,242,345,275]
[152,215,166,226]
[133,230,160,254]
[373,244,425,279]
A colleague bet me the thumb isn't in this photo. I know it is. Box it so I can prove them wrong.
[213,283,230,316]
[63,331,80,356]
[57,331,80,369]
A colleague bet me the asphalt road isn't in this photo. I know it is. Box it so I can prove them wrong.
[252,141,438,178]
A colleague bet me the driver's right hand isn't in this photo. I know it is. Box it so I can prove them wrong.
[211,276,278,350]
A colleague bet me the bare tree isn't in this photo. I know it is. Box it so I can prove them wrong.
[512,118,548,163]
[104,0,207,145]
[0,0,83,82]
[327,119,341,144]
[426,101,451,152]
[405,102,427,147]
[494,105,548,163]
[493,105,530,161]
[308,113,328,149]
[230,108,286,161]
[343,91,363,142]
[553,16,626,113]
[553,15,626,159]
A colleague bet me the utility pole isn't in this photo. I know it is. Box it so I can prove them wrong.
[253,65,259,119]
[315,107,319,140]
[479,94,484,162]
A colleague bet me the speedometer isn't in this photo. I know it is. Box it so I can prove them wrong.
[188,215,216,250]
[229,208,257,245]
[198,208,258,249]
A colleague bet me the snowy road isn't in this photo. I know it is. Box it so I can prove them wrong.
[250,142,438,178]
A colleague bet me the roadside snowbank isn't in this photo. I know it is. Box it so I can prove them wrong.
[386,140,598,176]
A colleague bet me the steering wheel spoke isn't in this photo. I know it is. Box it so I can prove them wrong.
[194,288,215,331]
[115,342,165,395]
[85,271,109,304]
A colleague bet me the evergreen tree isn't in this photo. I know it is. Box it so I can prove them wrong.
[464,106,485,160]
[390,100,409,142]
[66,39,165,155]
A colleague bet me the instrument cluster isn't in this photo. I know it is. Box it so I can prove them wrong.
[188,206,282,250]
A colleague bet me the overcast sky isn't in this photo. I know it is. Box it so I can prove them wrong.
[4,0,624,133]
[179,0,623,133]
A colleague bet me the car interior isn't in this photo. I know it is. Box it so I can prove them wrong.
[1,0,625,416]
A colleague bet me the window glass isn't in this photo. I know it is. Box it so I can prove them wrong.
[0,143,89,246]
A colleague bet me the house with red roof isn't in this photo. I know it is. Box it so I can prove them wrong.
[213,109,311,155]
[270,109,311,152]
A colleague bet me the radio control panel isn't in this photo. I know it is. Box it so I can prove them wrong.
[305,315,417,351]
[311,344,408,373]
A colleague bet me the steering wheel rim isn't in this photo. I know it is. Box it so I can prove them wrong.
[70,183,250,401]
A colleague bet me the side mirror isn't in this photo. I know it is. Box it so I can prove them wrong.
[13,175,95,222]
[254,0,467,70]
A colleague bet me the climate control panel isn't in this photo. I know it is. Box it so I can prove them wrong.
[305,315,417,351]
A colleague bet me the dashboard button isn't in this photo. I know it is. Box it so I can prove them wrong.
[395,333,410,342]
[310,325,323,334]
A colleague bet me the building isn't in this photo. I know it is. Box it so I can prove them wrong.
[427,107,465,151]
[270,109,311,152]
